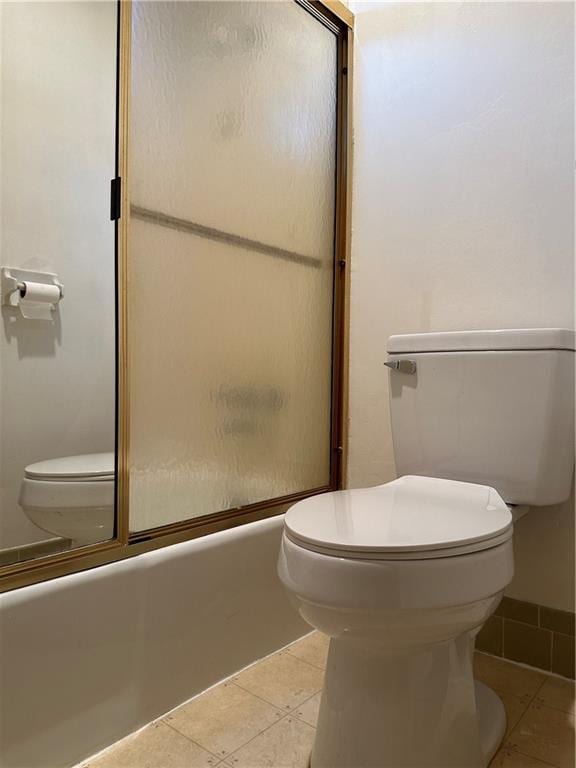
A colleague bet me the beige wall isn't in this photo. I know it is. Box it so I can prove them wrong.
[348,1,574,611]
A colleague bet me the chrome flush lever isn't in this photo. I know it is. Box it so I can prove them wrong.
[384,359,417,374]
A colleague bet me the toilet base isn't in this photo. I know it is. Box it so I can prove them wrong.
[310,633,506,768]
[477,680,506,765]
[23,505,114,547]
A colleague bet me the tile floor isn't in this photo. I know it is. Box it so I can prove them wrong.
[80,633,575,768]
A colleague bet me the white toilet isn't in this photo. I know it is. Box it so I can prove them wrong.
[278,328,575,768]
[19,452,115,546]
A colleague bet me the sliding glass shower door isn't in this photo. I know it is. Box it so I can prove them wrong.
[128,0,341,533]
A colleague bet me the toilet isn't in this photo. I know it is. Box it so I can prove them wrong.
[278,328,575,768]
[19,452,115,546]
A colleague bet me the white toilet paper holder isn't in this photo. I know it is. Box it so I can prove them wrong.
[1,266,64,310]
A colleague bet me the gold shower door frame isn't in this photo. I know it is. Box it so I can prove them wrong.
[0,0,352,592]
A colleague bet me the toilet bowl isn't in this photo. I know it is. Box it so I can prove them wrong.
[19,452,115,546]
[279,475,514,768]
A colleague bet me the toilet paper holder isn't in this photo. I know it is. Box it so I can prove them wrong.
[1,266,64,312]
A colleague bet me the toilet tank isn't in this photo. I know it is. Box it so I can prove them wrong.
[387,329,575,506]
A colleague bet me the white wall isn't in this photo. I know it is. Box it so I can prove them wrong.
[0,515,306,768]
[0,2,117,549]
[348,1,574,611]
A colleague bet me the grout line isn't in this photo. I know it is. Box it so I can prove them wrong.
[219,717,291,767]
[160,678,284,723]
[509,746,560,768]
[501,616,541,630]
[161,666,307,767]
[501,680,575,759]
[506,692,534,735]
[529,700,576,718]
[476,651,562,751]
[230,677,292,707]
[161,720,225,765]
[530,702,576,718]
[293,688,323,709]
[159,632,314,719]
[230,637,326,708]
[290,690,322,728]
[532,665,575,683]
[537,703,576,716]
[477,649,574,689]
[75,635,314,768]
[538,668,575,683]
[520,674,550,718]
[229,676,323,714]
[225,642,325,735]
[159,652,310,768]
[500,603,576,637]
[217,699,316,767]
[228,677,291,710]
[476,650,561,680]
[504,686,571,761]
[500,620,554,675]
[284,649,328,672]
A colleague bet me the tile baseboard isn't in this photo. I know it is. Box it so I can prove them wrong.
[0,536,71,567]
[476,598,575,679]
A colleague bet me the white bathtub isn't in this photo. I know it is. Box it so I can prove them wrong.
[0,514,306,768]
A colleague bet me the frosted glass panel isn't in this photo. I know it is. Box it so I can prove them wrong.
[129,1,337,531]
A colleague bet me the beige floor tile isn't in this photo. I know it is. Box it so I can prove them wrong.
[293,692,322,727]
[286,632,329,670]
[233,652,323,711]
[536,677,576,715]
[475,653,547,699]
[500,691,533,737]
[507,703,575,768]
[223,716,315,768]
[165,681,284,759]
[490,745,556,767]
[84,723,218,768]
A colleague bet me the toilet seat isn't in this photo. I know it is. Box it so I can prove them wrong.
[20,453,114,510]
[284,475,513,561]
[19,453,115,545]
[24,452,114,482]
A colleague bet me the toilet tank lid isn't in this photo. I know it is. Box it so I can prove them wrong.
[24,452,114,481]
[387,328,576,354]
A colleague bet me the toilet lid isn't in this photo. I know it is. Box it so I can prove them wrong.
[24,452,115,481]
[284,476,513,559]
